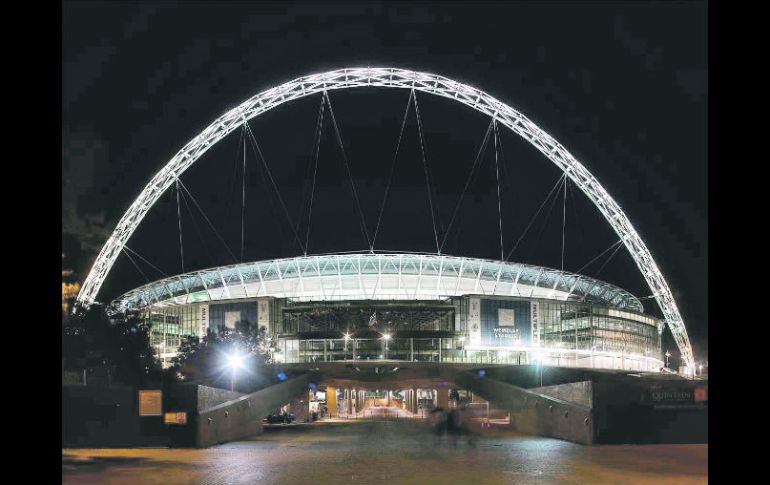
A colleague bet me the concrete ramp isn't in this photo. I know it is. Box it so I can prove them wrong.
[453,371,594,444]
[196,374,313,447]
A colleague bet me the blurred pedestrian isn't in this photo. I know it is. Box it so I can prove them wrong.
[447,407,461,447]
[458,402,477,447]
[430,406,446,444]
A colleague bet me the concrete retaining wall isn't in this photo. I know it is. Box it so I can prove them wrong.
[62,385,170,448]
[591,379,707,444]
[453,371,594,445]
[196,386,245,412]
[532,381,593,408]
[196,374,313,447]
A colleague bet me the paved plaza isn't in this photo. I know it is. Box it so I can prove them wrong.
[62,420,707,485]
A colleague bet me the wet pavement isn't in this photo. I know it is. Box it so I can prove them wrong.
[62,420,707,485]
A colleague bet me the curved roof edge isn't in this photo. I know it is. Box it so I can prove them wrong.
[109,252,644,314]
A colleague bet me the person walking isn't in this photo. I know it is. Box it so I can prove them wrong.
[430,406,446,445]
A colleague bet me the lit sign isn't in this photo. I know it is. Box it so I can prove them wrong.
[479,299,531,346]
[531,302,540,346]
[650,390,693,403]
[139,390,162,416]
[199,305,208,336]
[164,412,188,425]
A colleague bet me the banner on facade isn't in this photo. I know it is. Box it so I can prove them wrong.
[199,304,208,337]
[531,301,541,346]
[475,299,534,347]
[494,308,520,342]
[468,298,481,344]
[258,298,270,333]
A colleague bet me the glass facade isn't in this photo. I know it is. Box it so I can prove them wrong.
[141,295,663,371]
[143,305,203,366]
[209,301,257,333]
[280,300,454,335]
[274,296,663,371]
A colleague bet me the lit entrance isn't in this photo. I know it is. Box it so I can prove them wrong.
[334,388,437,419]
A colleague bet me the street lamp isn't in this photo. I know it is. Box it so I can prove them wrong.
[343,333,351,361]
[226,352,245,392]
[382,332,391,360]
[665,350,671,369]
[533,353,543,387]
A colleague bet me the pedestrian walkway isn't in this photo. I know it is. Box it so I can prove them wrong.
[63,421,708,485]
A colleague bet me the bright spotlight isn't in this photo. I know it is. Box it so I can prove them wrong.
[343,333,351,340]
[383,333,391,341]
[226,353,244,369]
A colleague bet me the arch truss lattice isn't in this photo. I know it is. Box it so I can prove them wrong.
[75,67,694,371]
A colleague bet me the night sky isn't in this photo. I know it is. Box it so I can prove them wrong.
[62,2,707,364]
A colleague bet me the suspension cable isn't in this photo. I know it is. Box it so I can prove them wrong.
[241,128,246,261]
[123,245,169,278]
[121,247,167,304]
[178,180,213,267]
[291,99,323,250]
[524,175,566,264]
[493,120,504,261]
[372,90,413,251]
[497,124,513,193]
[175,179,185,273]
[323,90,371,249]
[579,239,626,303]
[594,239,624,278]
[574,239,624,274]
[439,119,494,253]
[566,180,586,264]
[303,95,325,255]
[175,177,239,263]
[561,176,567,271]
[242,120,307,254]
[412,90,441,253]
[505,172,567,261]
[121,247,151,282]
[225,127,245,219]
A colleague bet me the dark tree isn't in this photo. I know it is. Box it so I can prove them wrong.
[62,304,161,386]
[169,321,274,392]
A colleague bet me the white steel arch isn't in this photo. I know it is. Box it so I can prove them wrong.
[76,67,694,371]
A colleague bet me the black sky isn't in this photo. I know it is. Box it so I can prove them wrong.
[62,1,707,362]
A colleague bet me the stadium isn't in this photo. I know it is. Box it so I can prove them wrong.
[78,68,695,376]
[110,252,663,371]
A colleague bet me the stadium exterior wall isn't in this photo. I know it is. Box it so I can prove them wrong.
[118,254,665,373]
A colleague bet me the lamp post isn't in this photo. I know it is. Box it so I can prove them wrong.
[533,353,543,387]
[539,359,543,387]
[665,350,671,369]
[343,333,351,361]
[383,332,391,360]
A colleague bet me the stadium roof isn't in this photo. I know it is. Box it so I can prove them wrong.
[110,252,644,313]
